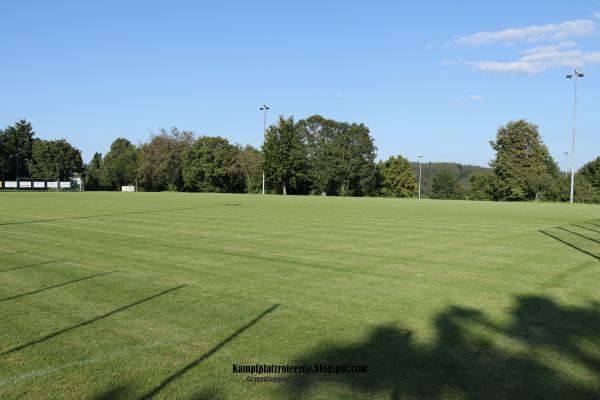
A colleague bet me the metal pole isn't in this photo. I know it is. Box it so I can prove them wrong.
[16,151,19,192]
[569,76,577,204]
[417,155,423,199]
[261,105,269,195]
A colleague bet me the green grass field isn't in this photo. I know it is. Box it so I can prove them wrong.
[0,193,599,399]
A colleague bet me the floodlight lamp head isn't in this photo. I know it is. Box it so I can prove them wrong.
[417,154,423,158]
[566,74,573,79]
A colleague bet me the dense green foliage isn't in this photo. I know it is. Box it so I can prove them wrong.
[181,136,246,193]
[301,115,377,196]
[28,139,83,180]
[83,152,106,190]
[262,116,309,195]
[0,193,598,399]
[238,145,263,194]
[377,155,417,197]
[410,162,490,199]
[430,171,463,199]
[0,120,82,182]
[490,120,559,201]
[468,172,494,200]
[137,128,195,192]
[569,174,600,204]
[0,120,36,179]
[102,138,139,190]
[2,118,599,203]
[579,156,600,191]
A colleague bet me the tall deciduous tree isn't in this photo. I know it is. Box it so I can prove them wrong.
[181,136,245,193]
[103,138,138,189]
[299,115,377,196]
[336,123,378,196]
[262,116,308,195]
[0,120,36,179]
[490,120,559,201]
[28,139,83,180]
[137,128,194,191]
[300,115,344,195]
[377,155,417,198]
[84,152,106,190]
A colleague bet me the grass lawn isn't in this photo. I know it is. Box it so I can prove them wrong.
[0,192,599,399]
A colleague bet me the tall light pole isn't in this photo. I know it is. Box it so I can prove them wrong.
[417,154,423,199]
[566,69,583,204]
[564,151,569,180]
[259,105,269,195]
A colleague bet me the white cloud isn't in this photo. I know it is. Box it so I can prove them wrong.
[469,42,600,74]
[593,12,600,19]
[472,61,540,74]
[583,52,600,62]
[468,95,484,101]
[454,19,595,47]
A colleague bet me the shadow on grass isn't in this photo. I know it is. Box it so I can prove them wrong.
[0,260,64,273]
[539,230,600,261]
[0,204,242,227]
[92,384,133,400]
[285,295,600,399]
[139,304,279,399]
[0,251,23,256]
[0,270,119,302]
[1,285,185,357]
[573,224,600,235]
[558,227,600,245]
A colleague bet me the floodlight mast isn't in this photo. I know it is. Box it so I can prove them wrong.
[417,155,424,199]
[566,69,583,204]
[260,105,269,195]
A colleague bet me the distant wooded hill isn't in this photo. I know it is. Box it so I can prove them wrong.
[410,162,491,198]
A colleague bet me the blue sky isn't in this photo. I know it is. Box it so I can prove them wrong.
[1,1,599,169]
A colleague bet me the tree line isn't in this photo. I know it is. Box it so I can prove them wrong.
[1,118,599,203]
[0,120,83,182]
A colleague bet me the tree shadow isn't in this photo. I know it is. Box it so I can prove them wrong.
[139,304,279,399]
[573,224,600,235]
[286,296,600,399]
[0,259,64,273]
[1,285,185,356]
[558,227,600,245]
[0,270,119,302]
[539,230,600,261]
